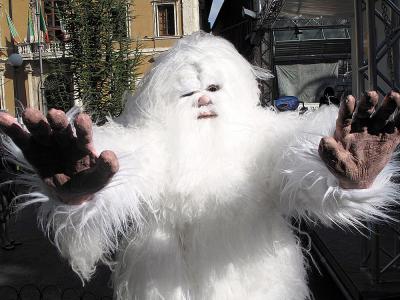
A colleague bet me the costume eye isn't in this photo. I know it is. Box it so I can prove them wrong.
[181,91,196,98]
[207,84,220,92]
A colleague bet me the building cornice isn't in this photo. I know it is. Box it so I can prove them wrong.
[140,47,170,54]
[140,36,183,41]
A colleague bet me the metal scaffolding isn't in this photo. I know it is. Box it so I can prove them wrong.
[251,0,285,105]
[251,1,352,105]
[354,0,400,284]
[353,0,400,98]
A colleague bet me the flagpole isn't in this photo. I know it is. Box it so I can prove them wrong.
[35,0,46,113]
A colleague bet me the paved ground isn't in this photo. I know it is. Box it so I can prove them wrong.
[0,204,344,300]
[0,205,113,299]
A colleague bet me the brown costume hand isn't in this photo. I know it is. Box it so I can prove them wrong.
[0,108,119,205]
[319,90,400,189]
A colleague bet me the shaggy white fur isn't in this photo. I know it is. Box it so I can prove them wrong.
[5,32,400,300]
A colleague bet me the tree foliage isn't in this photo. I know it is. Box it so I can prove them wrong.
[47,0,141,123]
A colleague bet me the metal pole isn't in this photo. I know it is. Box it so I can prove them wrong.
[353,0,364,98]
[13,66,18,104]
[8,0,12,18]
[366,0,378,91]
[35,0,46,113]
[0,3,2,50]
[393,0,400,88]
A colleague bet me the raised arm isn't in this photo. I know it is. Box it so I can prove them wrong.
[278,90,400,225]
[0,108,157,281]
[0,108,119,204]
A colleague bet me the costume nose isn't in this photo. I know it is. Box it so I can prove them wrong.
[198,95,212,107]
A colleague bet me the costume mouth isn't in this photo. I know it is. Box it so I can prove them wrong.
[197,111,218,119]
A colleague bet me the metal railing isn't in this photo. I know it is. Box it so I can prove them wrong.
[16,42,66,60]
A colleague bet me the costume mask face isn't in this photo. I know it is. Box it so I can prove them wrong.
[118,32,271,127]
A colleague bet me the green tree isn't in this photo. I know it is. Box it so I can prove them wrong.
[44,70,74,111]
[47,0,141,123]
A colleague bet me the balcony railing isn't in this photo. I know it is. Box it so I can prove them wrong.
[17,42,67,60]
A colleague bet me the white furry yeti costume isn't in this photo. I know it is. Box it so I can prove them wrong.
[10,33,399,299]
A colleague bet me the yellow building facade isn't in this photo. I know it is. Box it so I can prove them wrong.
[0,0,201,116]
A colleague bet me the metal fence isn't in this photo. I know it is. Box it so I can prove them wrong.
[0,285,112,300]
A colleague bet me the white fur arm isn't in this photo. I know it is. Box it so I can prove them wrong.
[37,153,158,282]
[277,106,399,226]
[7,124,161,282]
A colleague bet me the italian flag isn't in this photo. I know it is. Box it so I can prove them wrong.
[55,3,67,35]
[39,3,49,43]
[26,13,35,43]
[6,13,21,44]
